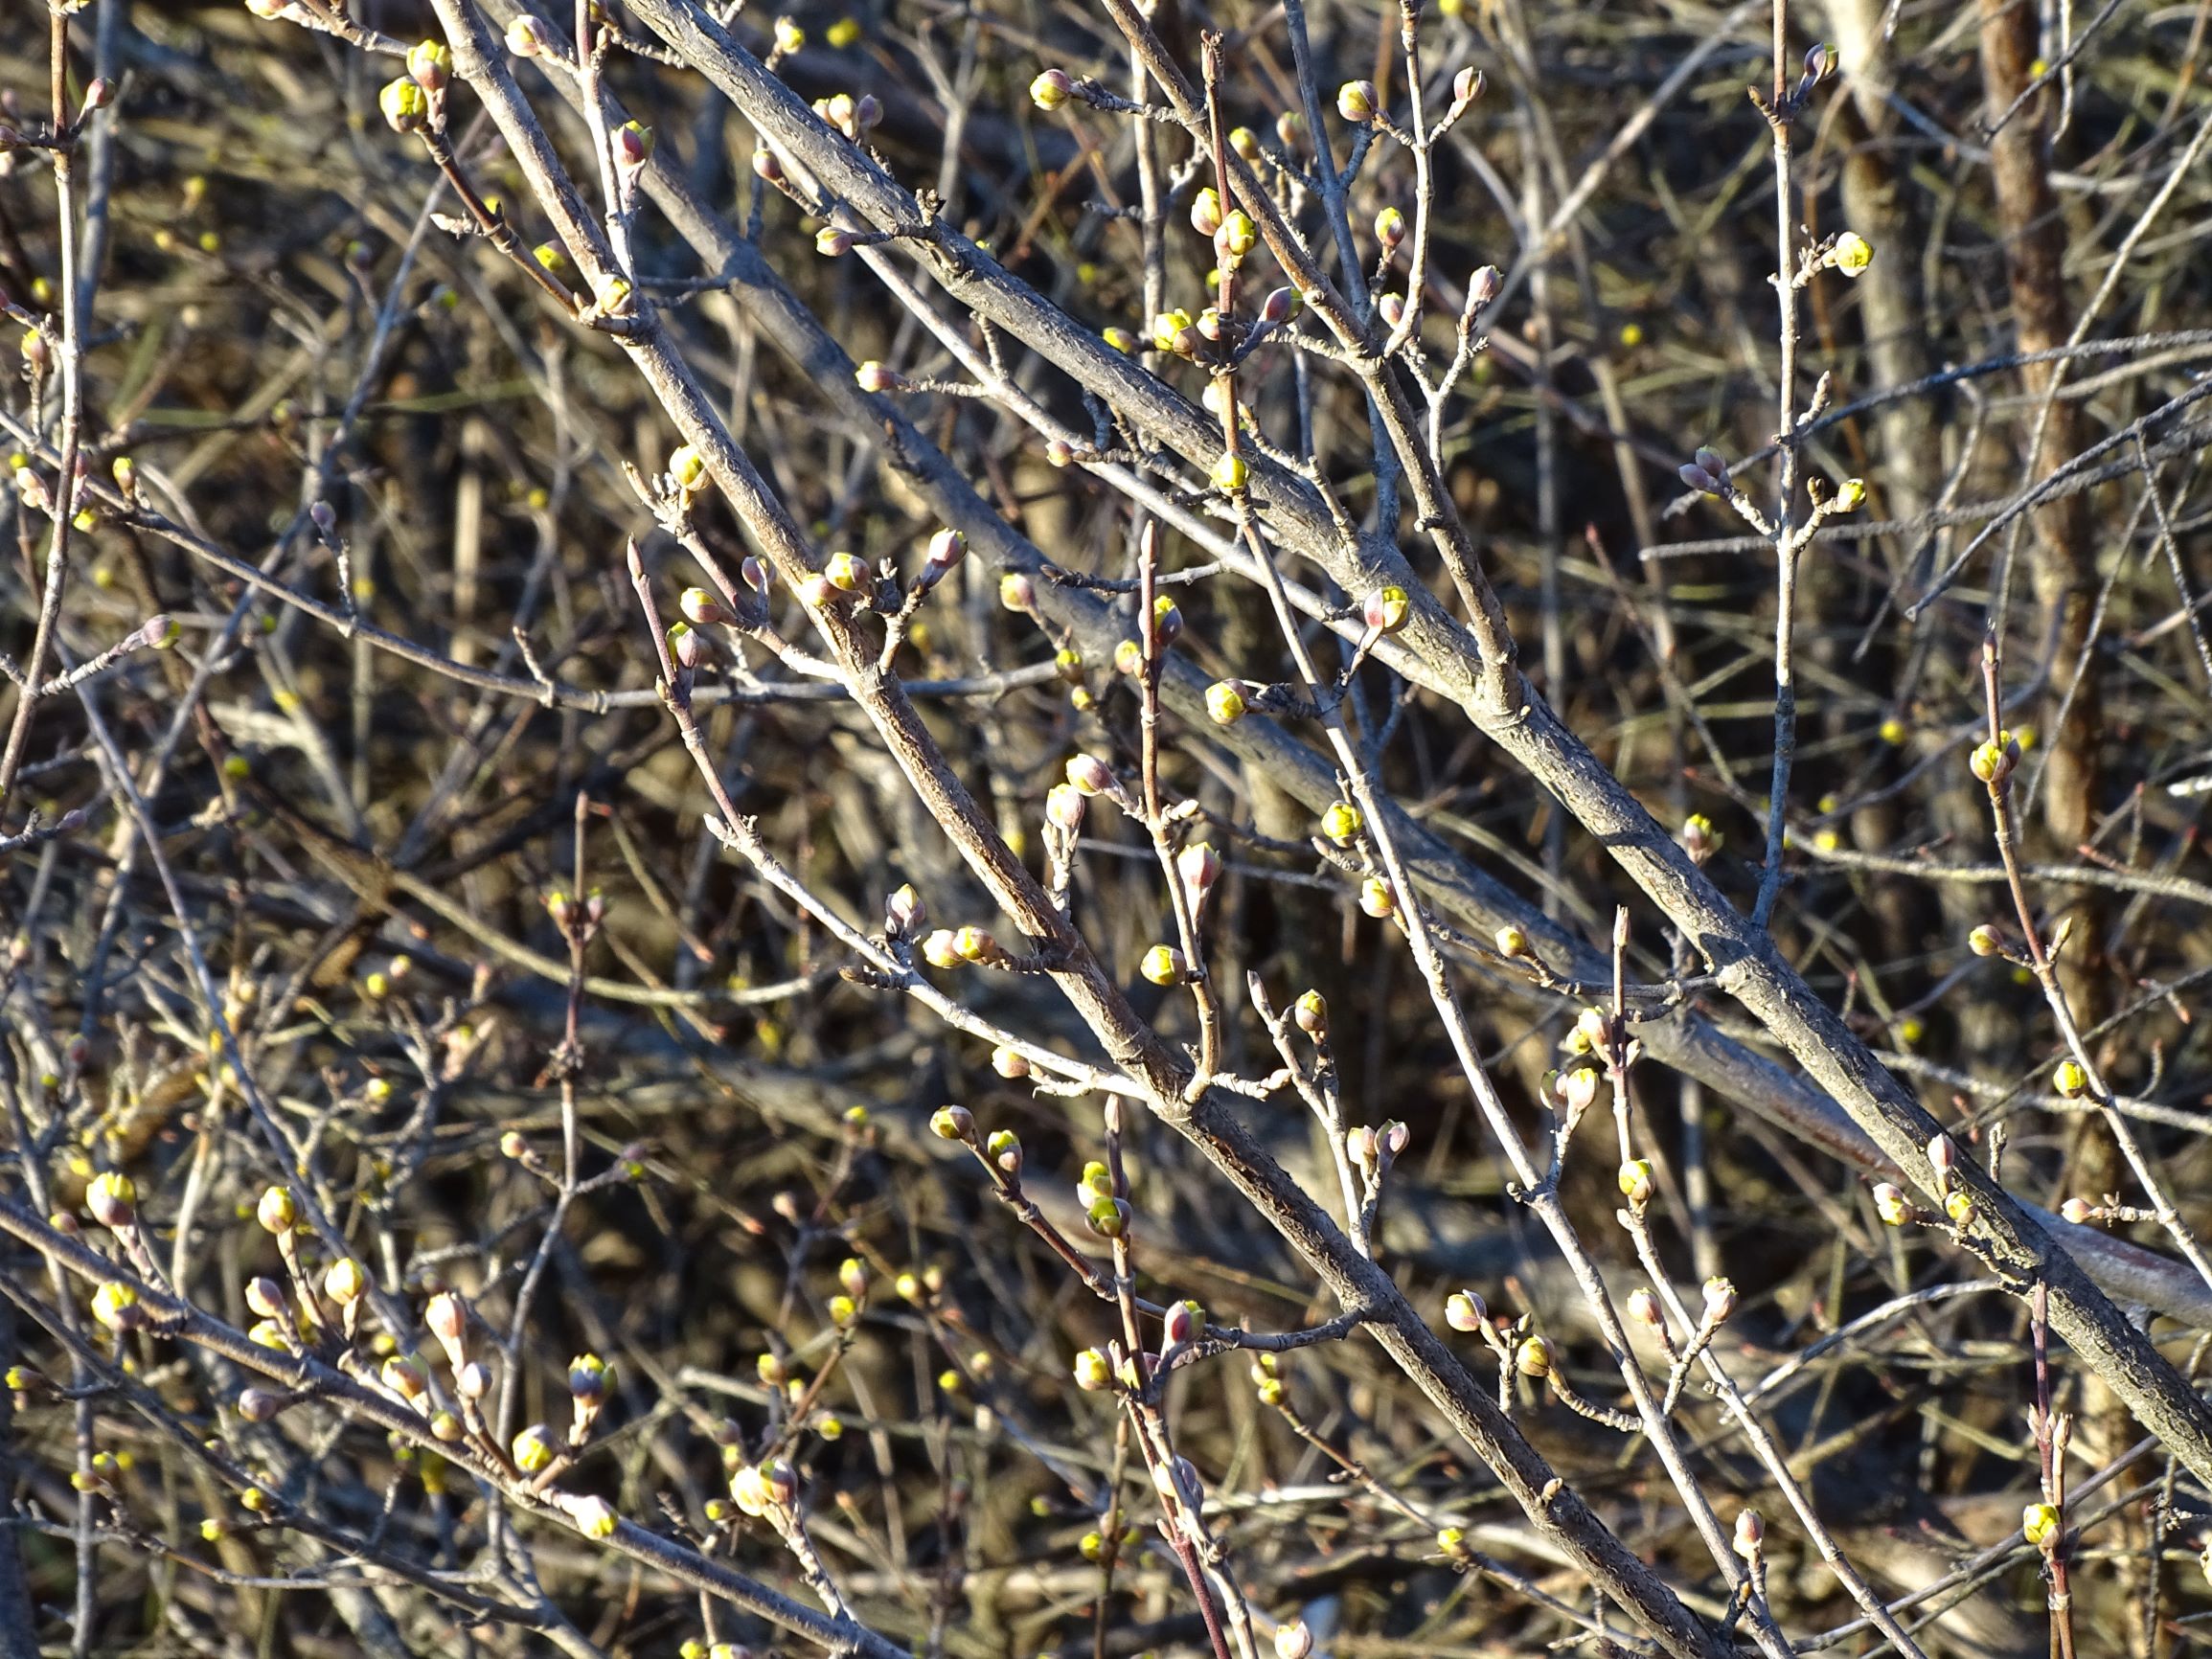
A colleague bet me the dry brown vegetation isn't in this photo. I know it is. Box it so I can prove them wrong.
[4,0,2212,1656]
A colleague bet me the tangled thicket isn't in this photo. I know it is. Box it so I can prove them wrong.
[6,0,2212,1655]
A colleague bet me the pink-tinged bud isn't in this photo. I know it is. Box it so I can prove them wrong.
[855,359,903,394]
[1030,67,1074,111]
[1345,1124,1380,1167]
[1873,1182,1909,1225]
[929,1104,975,1141]
[1451,67,1484,106]
[1065,754,1113,796]
[1927,1132,1956,1192]
[1695,445,1727,483]
[1364,585,1410,632]
[2060,1196,2094,1225]
[1176,841,1221,899]
[1445,1289,1486,1331]
[992,1045,1031,1079]
[1378,292,1406,328]
[1336,80,1378,123]
[456,1360,491,1399]
[1275,1623,1313,1659]
[825,551,869,593]
[999,572,1036,613]
[1190,187,1224,239]
[613,121,653,176]
[426,1290,467,1347]
[244,1277,287,1320]
[1382,1121,1409,1157]
[816,226,855,258]
[85,1171,137,1230]
[1677,462,1719,495]
[380,1353,429,1403]
[1162,1299,1200,1350]
[82,79,116,114]
[1046,784,1086,833]
[1734,1509,1764,1557]
[1294,989,1326,1036]
[1259,286,1295,326]
[505,14,548,57]
[926,528,966,571]
[1046,439,1077,467]
[1626,1287,1664,1329]
[1374,206,1406,250]
[886,883,926,937]
[680,587,730,627]
[741,556,771,594]
[763,1459,798,1505]
[238,1387,287,1422]
[257,1185,298,1235]
[752,147,785,183]
[1554,1068,1601,1118]
[1701,1276,1738,1325]
[855,94,881,131]
[1073,1347,1112,1390]
[796,574,835,608]
[1468,264,1502,310]
[407,39,451,95]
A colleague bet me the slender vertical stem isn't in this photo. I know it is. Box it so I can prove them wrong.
[2030,1286,2078,1659]
[0,12,85,819]
[1527,126,1564,916]
[1754,0,1799,930]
